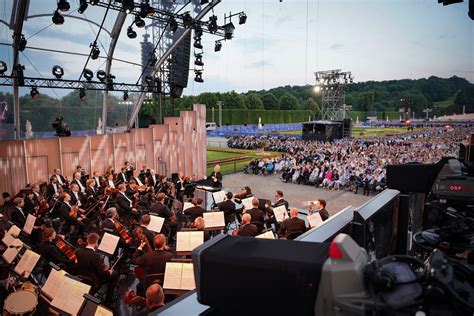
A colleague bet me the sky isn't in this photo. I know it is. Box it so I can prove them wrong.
[0,0,473,99]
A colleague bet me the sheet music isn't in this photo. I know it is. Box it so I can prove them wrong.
[163,262,195,290]
[2,239,23,264]
[307,213,324,228]
[176,231,203,252]
[148,215,165,233]
[51,276,91,316]
[95,305,113,316]
[14,249,40,278]
[98,233,119,255]
[180,263,195,290]
[183,202,193,211]
[256,231,275,239]
[163,262,183,289]
[241,197,254,210]
[273,205,288,222]
[2,225,21,246]
[22,214,37,235]
[212,190,226,204]
[42,268,66,299]
[203,211,225,228]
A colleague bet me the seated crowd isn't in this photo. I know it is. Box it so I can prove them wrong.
[240,126,469,195]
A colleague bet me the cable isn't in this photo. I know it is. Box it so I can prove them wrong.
[304,0,309,84]
[20,52,61,100]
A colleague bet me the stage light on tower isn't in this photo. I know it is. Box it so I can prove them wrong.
[30,86,40,99]
[52,10,65,25]
[18,34,27,52]
[223,22,235,39]
[208,15,218,33]
[52,65,64,79]
[183,12,193,28]
[90,43,100,60]
[239,12,247,25]
[134,15,145,28]
[169,18,178,32]
[314,85,321,93]
[127,26,137,39]
[57,0,70,12]
[83,68,93,81]
[123,91,129,101]
[214,40,222,52]
[0,61,7,75]
[79,88,87,100]
[78,0,88,13]
[96,70,107,82]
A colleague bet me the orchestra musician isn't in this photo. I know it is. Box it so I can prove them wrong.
[278,208,308,238]
[149,193,176,237]
[105,173,117,189]
[117,167,129,184]
[131,170,146,189]
[244,198,265,233]
[193,217,210,241]
[47,175,61,201]
[59,192,85,236]
[175,173,186,202]
[85,179,100,203]
[264,190,290,229]
[11,197,27,228]
[209,164,223,188]
[31,183,44,206]
[53,168,68,188]
[184,198,205,222]
[116,184,138,222]
[92,171,104,190]
[23,190,37,215]
[237,213,258,237]
[71,171,86,193]
[308,199,329,222]
[37,227,74,269]
[75,233,119,304]
[133,214,155,247]
[219,192,237,226]
[70,183,86,208]
[132,233,174,277]
[147,169,159,191]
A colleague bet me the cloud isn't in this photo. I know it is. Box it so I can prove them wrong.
[330,43,344,50]
[246,60,273,69]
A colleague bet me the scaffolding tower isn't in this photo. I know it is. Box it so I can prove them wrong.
[314,69,353,121]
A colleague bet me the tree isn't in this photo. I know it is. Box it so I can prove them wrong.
[222,91,245,109]
[262,93,279,110]
[244,93,263,109]
[357,91,375,112]
[279,93,300,110]
[455,85,474,113]
[197,92,218,109]
[305,97,319,114]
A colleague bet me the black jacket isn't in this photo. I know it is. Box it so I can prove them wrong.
[281,217,307,236]
[75,247,110,289]
[37,240,72,265]
[10,207,27,228]
[132,249,174,276]
[238,223,258,237]
[184,206,206,221]
[245,207,265,225]
[219,199,236,225]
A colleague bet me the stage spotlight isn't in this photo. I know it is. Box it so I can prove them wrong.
[57,0,70,12]
[106,74,115,90]
[30,86,40,99]
[194,37,203,49]
[79,88,87,100]
[149,55,157,67]
[239,12,247,25]
[123,0,134,14]
[0,61,7,75]
[96,70,107,82]
[214,40,222,52]
[127,26,137,39]
[208,15,218,33]
[83,68,93,81]
[78,0,88,14]
[194,25,203,37]
[139,2,154,18]
[90,0,99,5]
[52,10,65,25]
[183,12,193,28]
[154,78,161,93]
[201,0,209,4]
[169,18,178,32]
[194,53,204,66]
[223,22,235,39]
[123,91,129,101]
[194,70,204,83]
[52,65,64,79]
[18,34,27,52]
[90,43,100,60]
[15,64,25,86]
[314,85,321,93]
[134,15,145,28]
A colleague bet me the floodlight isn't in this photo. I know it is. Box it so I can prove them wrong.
[83,68,94,81]
[52,65,64,79]
[79,88,87,100]
[96,70,107,82]
[127,26,137,39]
[52,10,65,25]
[30,86,40,99]
[239,12,247,25]
[214,41,222,52]
[57,0,70,12]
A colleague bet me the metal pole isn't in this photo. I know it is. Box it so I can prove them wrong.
[217,101,222,126]
[13,85,20,139]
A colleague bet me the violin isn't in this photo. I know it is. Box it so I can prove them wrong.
[114,221,133,244]
[37,196,49,216]
[55,236,78,263]
[135,227,153,253]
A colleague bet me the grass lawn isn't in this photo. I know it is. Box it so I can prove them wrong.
[206,148,280,175]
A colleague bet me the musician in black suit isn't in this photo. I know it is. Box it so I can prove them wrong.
[104,174,117,189]
[75,233,119,303]
[273,190,289,211]
[309,199,329,222]
[47,175,60,200]
[85,179,100,205]
[237,213,258,237]
[184,197,206,222]
[244,197,265,228]
[132,233,174,276]
[11,197,27,228]
[219,192,237,225]
[23,191,37,215]
[115,184,137,221]
[149,193,176,236]
[147,169,159,190]
[71,172,86,193]
[133,214,155,247]
[117,167,129,184]
[279,208,307,238]
[92,171,104,190]
[264,190,289,229]
[37,228,73,268]
[59,192,85,235]
[53,168,68,188]
[70,183,86,208]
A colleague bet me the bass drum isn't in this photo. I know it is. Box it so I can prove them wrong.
[3,290,37,316]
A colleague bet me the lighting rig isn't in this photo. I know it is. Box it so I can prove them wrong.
[314,69,354,120]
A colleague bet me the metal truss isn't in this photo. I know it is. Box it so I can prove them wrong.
[0,76,164,94]
[314,69,354,121]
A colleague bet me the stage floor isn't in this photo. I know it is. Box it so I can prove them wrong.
[223,172,372,216]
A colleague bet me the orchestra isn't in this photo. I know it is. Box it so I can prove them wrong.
[0,160,309,313]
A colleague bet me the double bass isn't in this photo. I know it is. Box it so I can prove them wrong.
[114,220,133,244]
[55,236,78,263]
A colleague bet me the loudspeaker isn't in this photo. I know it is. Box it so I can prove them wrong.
[169,29,191,97]
[193,235,329,315]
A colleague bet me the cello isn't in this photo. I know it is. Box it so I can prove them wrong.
[55,236,78,263]
[114,220,133,244]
